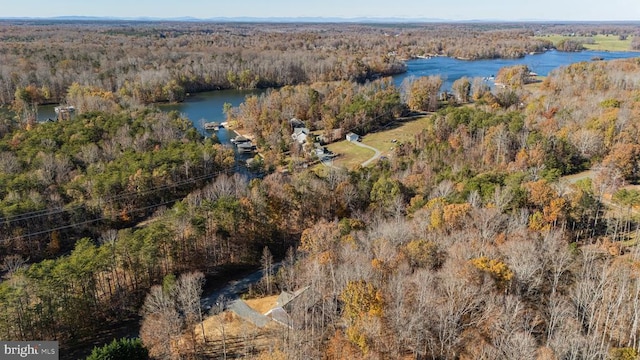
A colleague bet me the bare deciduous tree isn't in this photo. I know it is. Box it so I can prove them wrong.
[261,246,274,295]
[176,271,206,352]
[140,284,183,360]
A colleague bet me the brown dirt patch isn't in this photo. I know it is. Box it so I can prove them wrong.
[186,295,285,358]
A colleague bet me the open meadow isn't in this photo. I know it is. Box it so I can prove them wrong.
[324,115,433,170]
[537,34,635,51]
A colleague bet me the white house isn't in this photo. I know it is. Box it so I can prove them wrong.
[346,132,360,142]
[292,127,310,144]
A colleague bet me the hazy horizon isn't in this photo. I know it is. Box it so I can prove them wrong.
[2,0,639,22]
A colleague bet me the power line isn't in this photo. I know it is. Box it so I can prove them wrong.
[0,167,237,242]
[1,193,190,243]
[0,166,235,225]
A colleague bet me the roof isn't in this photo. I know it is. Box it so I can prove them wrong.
[292,133,308,144]
[237,142,255,151]
[228,300,270,328]
[276,287,310,308]
[346,132,360,141]
[292,127,310,136]
[229,287,310,329]
[289,118,305,128]
[265,307,292,327]
[232,135,250,143]
[292,128,310,144]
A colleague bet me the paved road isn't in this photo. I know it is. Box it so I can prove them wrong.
[201,262,283,313]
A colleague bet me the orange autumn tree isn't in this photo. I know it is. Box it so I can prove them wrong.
[601,143,640,183]
[524,179,568,231]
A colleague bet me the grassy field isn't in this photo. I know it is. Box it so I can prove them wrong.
[536,34,635,52]
[323,115,433,170]
[325,140,376,169]
[362,116,432,153]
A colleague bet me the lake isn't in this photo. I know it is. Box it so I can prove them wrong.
[38,89,262,137]
[38,50,640,130]
[394,49,640,90]
[155,50,639,132]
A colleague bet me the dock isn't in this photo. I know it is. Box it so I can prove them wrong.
[236,142,256,153]
[204,122,221,131]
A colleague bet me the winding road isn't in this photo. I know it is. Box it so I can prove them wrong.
[200,262,283,313]
[354,140,382,167]
[319,140,382,169]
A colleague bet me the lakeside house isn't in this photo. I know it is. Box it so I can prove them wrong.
[237,142,256,153]
[231,135,250,144]
[264,287,310,329]
[226,287,311,329]
[288,117,305,129]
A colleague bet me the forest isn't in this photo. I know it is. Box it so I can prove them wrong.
[1,21,640,359]
[3,20,638,116]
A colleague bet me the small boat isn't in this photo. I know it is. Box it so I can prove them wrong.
[54,105,75,114]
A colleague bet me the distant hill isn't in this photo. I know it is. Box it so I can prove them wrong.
[2,16,640,24]
[0,15,451,23]
[2,15,640,24]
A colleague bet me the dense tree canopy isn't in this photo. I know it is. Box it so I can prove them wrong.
[0,108,234,260]
[0,21,640,359]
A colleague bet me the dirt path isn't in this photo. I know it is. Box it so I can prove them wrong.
[353,141,382,167]
[559,170,595,186]
[559,169,640,216]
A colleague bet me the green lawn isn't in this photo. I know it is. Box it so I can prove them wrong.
[322,115,433,170]
[325,140,375,169]
[536,34,635,52]
[361,116,432,154]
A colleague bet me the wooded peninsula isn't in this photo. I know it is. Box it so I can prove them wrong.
[1,20,640,360]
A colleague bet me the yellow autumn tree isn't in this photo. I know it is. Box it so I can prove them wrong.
[340,280,384,354]
[524,179,557,208]
[425,197,446,230]
[66,82,119,114]
[543,197,567,225]
[471,256,514,287]
[443,203,472,230]
[403,239,443,269]
[495,64,531,89]
[528,211,550,232]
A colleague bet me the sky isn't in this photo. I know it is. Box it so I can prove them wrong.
[1,0,639,21]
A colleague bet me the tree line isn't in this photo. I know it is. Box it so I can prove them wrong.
[9,20,634,112]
